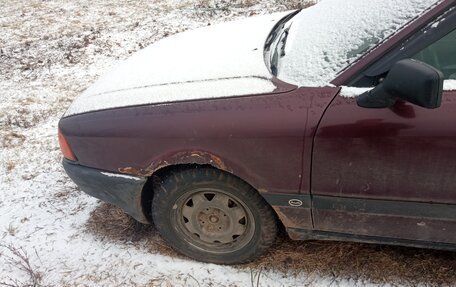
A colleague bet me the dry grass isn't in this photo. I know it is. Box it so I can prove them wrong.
[246,234,456,286]
[86,203,456,286]
[0,244,45,287]
[192,0,314,10]
[283,0,318,9]
[5,160,17,173]
[85,202,179,258]
[6,224,17,237]
[1,132,26,149]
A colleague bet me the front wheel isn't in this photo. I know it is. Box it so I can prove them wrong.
[151,167,277,264]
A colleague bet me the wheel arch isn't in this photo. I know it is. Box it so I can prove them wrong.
[137,149,278,224]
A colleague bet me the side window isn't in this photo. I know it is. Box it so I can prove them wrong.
[413,29,456,79]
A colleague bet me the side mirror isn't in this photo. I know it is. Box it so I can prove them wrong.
[356,59,444,109]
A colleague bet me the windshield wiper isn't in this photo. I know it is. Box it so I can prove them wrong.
[264,10,299,76]
[270,23,292,75]
[279,27,290,57]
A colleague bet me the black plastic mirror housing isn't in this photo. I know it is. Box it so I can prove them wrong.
[357,59,444,109]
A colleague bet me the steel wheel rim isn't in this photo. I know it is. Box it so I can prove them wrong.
[174,187,255,253]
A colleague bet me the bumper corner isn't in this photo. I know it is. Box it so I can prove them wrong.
[62,159,150,224]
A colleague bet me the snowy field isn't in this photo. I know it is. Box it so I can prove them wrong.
[0,0,455,286]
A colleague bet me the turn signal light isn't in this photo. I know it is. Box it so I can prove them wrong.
[58,129,76,161]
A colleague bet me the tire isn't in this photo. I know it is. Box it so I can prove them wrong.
[151,167,277,264]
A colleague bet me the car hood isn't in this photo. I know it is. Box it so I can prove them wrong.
[65,11,294,116]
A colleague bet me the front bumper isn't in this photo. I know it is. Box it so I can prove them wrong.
[62,159,149,223]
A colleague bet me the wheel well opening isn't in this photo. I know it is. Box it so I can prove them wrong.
[140,164,212,222]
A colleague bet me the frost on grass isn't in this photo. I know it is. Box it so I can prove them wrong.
[0,244,45,287]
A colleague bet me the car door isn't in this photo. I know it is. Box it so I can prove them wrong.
[310,27,456,245]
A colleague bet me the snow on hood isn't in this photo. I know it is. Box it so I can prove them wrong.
[65,12,289,116]
[278,0,442,87]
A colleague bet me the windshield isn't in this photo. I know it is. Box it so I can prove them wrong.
[270,0,442,87]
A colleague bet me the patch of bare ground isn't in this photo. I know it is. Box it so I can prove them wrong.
[86,203,456,286]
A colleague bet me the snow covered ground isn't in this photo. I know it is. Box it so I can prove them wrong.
[0,1,455,286]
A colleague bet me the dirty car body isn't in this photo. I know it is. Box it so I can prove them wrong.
[59,0,456,262]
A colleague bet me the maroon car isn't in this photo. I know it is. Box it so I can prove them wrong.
[59,0,456,263]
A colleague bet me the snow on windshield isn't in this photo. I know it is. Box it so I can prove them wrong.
[277,0,441,87]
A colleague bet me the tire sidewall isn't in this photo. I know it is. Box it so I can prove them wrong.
[152,169,274,264]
